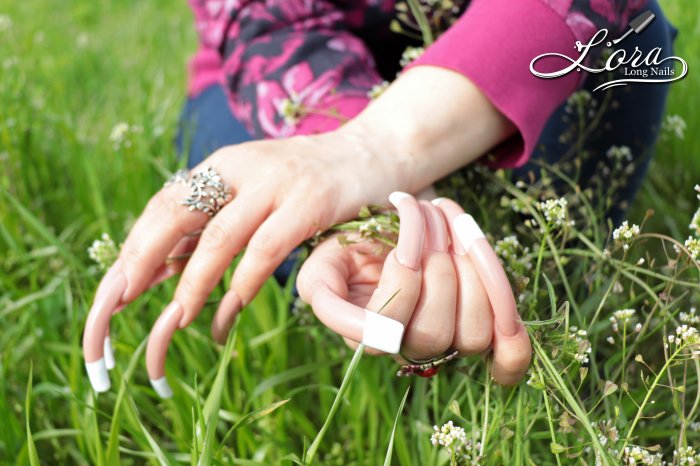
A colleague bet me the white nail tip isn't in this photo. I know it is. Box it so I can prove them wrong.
[431,197,447,206]
[362,311,404,354]
[104,337,115,370]
[453,214,485,250]
[150,377,174,399]
[85,358,111,393]
[388,191,410,209]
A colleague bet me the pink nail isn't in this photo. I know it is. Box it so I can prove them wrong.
[432,198,467,255]
[388,192,424,270]
[420,201,448,252]
[146,301,183,398]
[211,290,243,344]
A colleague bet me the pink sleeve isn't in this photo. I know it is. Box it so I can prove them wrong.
[187,1,381,140]
[403,0,583,168]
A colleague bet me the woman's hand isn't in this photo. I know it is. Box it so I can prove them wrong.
[296,193,532,385]
[83,131,408,393]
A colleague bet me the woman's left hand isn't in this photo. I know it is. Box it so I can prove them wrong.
[296,193,532,385]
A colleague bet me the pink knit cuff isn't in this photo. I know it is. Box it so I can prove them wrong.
[404,0,581,168]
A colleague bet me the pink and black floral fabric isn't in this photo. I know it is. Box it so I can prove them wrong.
[187,0,648,167]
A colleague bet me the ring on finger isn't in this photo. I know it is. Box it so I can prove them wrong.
[396,349,459,378]
[167,166,233,217]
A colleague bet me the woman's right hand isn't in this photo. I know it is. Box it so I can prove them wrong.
[296,193,532,385]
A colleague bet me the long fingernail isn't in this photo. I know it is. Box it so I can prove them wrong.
[420,201,448,252]
[83,271,127,393]
[104,336,115,370]
[452,214,485,252]
[150,377,173,399]
[146,301,183,398]
[362,310,405,354]
[388,191,423,270]
[85,358,110,392]
[212,290,243,344]
[432,198,467,255]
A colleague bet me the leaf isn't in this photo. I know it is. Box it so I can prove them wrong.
[383,387,410,466]
[220,399,290,445]
[448,399,461,418]
[305,343,365,464]
[198,326,238,466]
[25,363,40,466]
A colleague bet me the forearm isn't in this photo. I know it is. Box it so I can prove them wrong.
[336,65,516,194]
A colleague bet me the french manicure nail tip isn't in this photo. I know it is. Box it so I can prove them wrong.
[150,377,173,399]
[431,197,446,206]
[388,191,410,209]
[453,214,485,250]
[85,358,111,393]
[104,337,115,370]
[361,311,404,354]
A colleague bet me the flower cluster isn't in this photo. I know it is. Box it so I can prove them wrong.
[667,325,700,356]
[568,326,592,365]
[367,81,390,100]
[399,46,425,67]
[87,233,119,270]
[538,198,574,230]
[683,236,700,261]
[662,114,687,140]
[606,146,633,163]
[609,308,641,334]
[680,308,700,325]
[674,446,700,465]
[612,221,641,251]
[621,445,664,465]
[494,235,533,279]
[430,421,482,465]
[109,122,143,150]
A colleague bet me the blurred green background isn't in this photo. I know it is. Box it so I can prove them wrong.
[0,0,698,464]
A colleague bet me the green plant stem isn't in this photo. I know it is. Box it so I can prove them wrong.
[619,346,683,457]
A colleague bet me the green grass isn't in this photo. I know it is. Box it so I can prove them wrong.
[1,1,700,465]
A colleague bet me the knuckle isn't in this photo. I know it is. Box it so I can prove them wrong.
[122,245,143,268]
[405,324,453,358]
[249,232,282,261]
[201,222,230,251]
[455,329,492,355]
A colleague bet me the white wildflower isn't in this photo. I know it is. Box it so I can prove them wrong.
[690,209,700,235]
[684,236,700,260]
[621,444,664,465]
[399,46,424,67]
[0,15,12,32]
[109,122,142,150]
[662,114,687,140]
[538,198,574,229]
[606,145,633,162]
[675,446,700,465]
[607,336,615,344]
[612,221,640,251]
[430,421,483,464]
[87,233,119,270]
[565,90,591,113]
[367,81,389,99]
[568,326,592,364]
[680,308,700,325]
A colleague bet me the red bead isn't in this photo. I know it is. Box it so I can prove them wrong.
[416,367,440,378]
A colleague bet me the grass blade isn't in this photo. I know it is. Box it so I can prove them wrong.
[383,386,410,466]
[305,343,365,464]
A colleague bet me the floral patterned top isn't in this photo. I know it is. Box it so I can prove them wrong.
[187,0,648,167]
